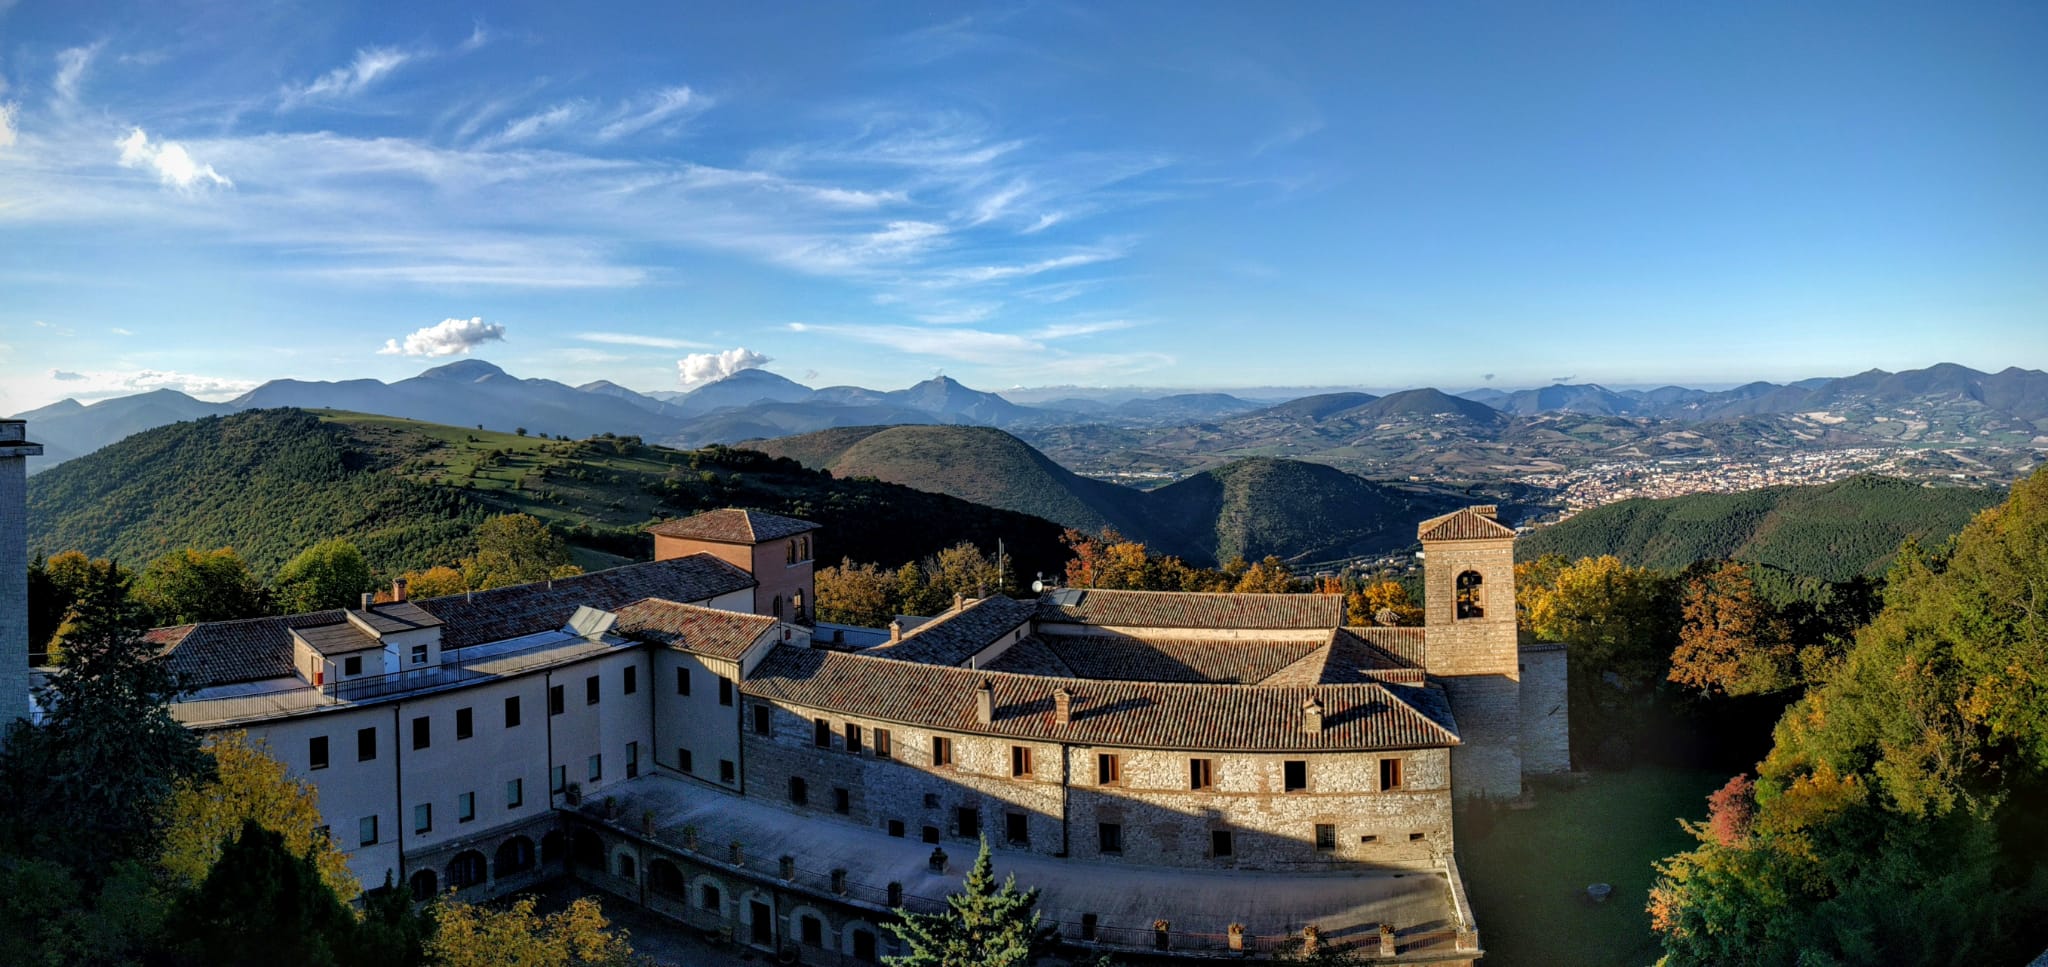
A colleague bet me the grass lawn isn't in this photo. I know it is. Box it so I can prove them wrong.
[1456,768,1724,967]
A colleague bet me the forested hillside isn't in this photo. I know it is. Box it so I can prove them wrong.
[1516,476,2001,582]
[27,409,1071,581]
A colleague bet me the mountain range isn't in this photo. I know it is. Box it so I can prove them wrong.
[15,361,2045,485]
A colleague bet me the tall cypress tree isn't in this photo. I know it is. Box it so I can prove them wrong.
[886,837,1057,967]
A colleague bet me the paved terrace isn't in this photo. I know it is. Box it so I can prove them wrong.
[585,773,1480,961]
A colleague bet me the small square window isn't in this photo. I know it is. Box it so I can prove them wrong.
[359,815,378,847]
[357,726,377,762]
[1211,829,1234,857]
[343,655,362,676]
[413,803,432,834]
[309,736,329,770]
[1409,831,1426,842]
[922,826,940,844]
[1011,746,1033,778]
[458,792,475,823]
[956,807,979,838]
[932,736,953,767]
[1098,822,1123,855]
[455,707,473,740]
[888,820,905,838]
[875,728,893,758]
[1097,753,1120,785]
[814,718,832,748]
[1284,760,1307,793]
[1190,758,1215,790]
[1005,811,1028,845]
[1361,834,1378,844]
[1315,824,1336,851]
[720,760,736,784]
[506,779,523,809]
[1380,758,1404,791]
[410,643,428,665]
[834,787,851,814]
[679,748,694,774]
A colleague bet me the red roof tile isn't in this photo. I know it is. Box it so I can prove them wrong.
[1416,507,1515,542]
[647,508,817,544]
[615,598,780,661]
[1036,589,1343,630]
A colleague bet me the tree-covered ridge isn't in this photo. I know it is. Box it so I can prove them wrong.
[1516,475,2002,583]
[26,408,1071,583]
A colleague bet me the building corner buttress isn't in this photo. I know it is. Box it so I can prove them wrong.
[0,421,44,745]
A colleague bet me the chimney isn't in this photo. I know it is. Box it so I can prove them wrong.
[952,592,965,612]
[1471,504,1499,519]
[889,619,904,643]
[1302,697,1324,734]
[393,578,408,602]
[1052,687,1072,727]
[360,592,375,611]
[974,679,994,725]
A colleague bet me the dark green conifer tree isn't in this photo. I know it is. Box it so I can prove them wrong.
[885,837,1057,967]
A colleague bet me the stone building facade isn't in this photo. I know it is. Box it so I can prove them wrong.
[0,421,38,744]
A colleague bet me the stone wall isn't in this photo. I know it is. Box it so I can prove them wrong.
[0,441,30,738]
[739,695,1454,872]
[1517,643,1571,776]
[1439,676,1522,799]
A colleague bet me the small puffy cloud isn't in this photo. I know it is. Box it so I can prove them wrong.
[50,369,84,381]
[281,47,411,109]
[677,347,770,388]
[117,127,232,189]
[378,316,506,357]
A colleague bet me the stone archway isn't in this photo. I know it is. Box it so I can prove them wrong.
[495,835,536,878]
[408,868,438,902]
[448,849,488,890]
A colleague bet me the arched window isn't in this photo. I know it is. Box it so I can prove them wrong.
[616,852,637,881]
[495,836,535,878]
[799,536,811,561]
[701,883,723,912]
[650,859,686,896]
[448,850,488,889]
[1456,571,1485,620]
[408,868,438,902]
[787,540,798,565]
[793,590,806,624]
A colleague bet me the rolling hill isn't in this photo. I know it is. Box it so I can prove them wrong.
[1515,475,2003,582]
[25,409,1073,581]
[754,424,1458,565]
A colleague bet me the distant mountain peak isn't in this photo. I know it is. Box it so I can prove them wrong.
[418,359,509,381]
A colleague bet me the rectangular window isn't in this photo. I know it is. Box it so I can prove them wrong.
[456,707,474,741]
[679,747,694,773]
[790,777,808,805]
[753,704,771,735]
[956,807,979,839]
[626,741,639,779]
[458,792,475,823]
[834,787,851,815]
[410,643,428,665]
[344,655,362,676]
[1097,753,1120,785]
[506,779,523,809]
[551,765,566,793]
[814,718,831,748]
[548,685,564,716]
[1284,760,1307,793]
[413,803,431,834]
[932,736,953,767]
[505,695,522,728]
[412,715,430,751]
[358,815,378,847]
[677,667,691,695]
[718,677,733,706]
[309,736,329,770]
[888,820,905,837]
[624,666,637,695]
[801,915,823,947]
[719,760,736,784]
[874,728,892,758]
[1005,811,1028,845]
[585,675,600,706]
[1190,758,1215,790]
[356,726,377,762]
[1315,824,1336,851]
[1098,822,1122,855]
[1380,758,1404,791]
[1211,829,1234,857]
[846,723,863,754]
[588,754,602,783]
[1011,746,1033,778]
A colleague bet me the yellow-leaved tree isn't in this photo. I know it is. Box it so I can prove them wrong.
[159,730,358,901]
[428,895,639,967]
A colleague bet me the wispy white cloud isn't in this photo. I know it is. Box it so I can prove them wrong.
[677,347,770,388]
[52,43,100,107]
[280,47,411,109]
[597,86,707,141]
[117,127,232,189]
[459,20,490,53]
[934,245,1127,285]
[110,327,134,336]
[578,332,706,350]
[378,316,506,356]
[27,367,259,402]
[0,101,17,151]
[477,101,582,148]
[1030,319,1136,340]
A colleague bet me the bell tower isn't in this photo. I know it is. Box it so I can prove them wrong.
[1,420,43,743]
[1418,505,1522,798]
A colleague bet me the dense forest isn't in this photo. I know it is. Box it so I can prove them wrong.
[26,409,1072,584]
[1516,475,2002,583]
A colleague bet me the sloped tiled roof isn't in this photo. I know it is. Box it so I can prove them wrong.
[977,636,1077,677]
[150,610,346,688]
[1416,507,1515,542]
[348,601,443,634]
[295,621,383,656]
[746,647,1461,752]
[647,508,817,544]
[615,598,780,661]
[417,555,757,650]
[863,596,1039,666]
[1034,633,1324,684]
[1036,588,1344,630]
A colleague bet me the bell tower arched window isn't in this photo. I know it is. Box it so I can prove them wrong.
[1455,570,1484,620]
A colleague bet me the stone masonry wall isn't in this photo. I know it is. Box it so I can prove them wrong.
[0,449,27,735]
[1441,676,1521,799]
[1518,643,1571,776]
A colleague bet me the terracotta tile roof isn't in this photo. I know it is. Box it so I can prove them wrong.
[347,601,443,634]
[977,636,1076,677]
[646,508,817,544]
[863,596,1039,667]
[295,621,383,656]
[1416,507,1515,542]
[416,555,757,651]
[615,598,780,662]
[745,646,1461,752]
[1034,633,1324,684]
[1036,588,1343,630]
[149,610,346,688]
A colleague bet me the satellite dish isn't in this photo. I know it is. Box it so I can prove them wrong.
[1031,580,1045,593]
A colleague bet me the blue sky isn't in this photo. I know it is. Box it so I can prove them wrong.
[2,1,2045,412]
